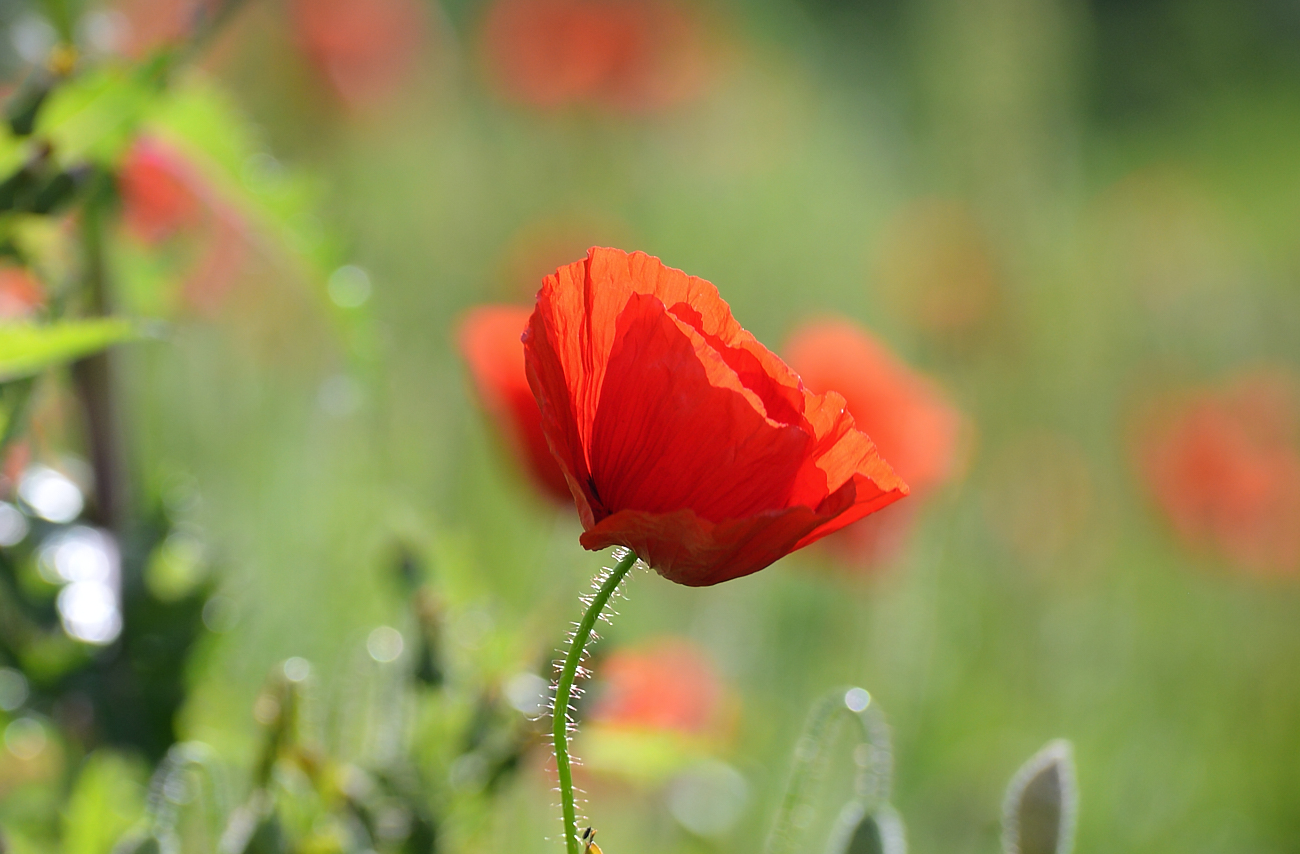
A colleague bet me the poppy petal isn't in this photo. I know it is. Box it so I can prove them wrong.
[526,247,910,586]
[459,305,573,501]
[590,291,809,520]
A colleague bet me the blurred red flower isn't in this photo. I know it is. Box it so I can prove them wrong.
[1136,370,1300,576]
[0,265,45,320]
[457,305,572,502]
[118,137,248,314]
[119,137,207,245]
[480,0,709,112]
[523,247,908,587]
[589,638,724,735]
[290,0,428,109]
[784,318,963,565]
[1,441,30,494]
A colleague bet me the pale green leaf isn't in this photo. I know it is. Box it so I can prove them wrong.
[0,319,143,381]
[62,750,149,854]
[36,64,164,165]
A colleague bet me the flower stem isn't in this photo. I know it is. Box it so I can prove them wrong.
[553,549,638,854]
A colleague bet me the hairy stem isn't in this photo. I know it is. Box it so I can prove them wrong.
[553,549,638,854]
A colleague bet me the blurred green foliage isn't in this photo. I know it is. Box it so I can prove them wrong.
[1,0,1299,852]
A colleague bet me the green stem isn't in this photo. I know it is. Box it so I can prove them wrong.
[553,549,638,854]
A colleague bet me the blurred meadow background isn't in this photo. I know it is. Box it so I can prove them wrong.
[1,0,1299,852]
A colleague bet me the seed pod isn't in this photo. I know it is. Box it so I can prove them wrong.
[827,802,906,854]
[1002,740,1077,854]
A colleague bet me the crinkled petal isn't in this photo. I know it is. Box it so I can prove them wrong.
[589,291,809,520]
[526,247,910,586]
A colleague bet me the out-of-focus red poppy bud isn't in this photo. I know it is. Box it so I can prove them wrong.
[589,638,725,735]
[524,247,908,586]
[480,0,710,113]
[0,265,45,320]
[119,137,206,245]
[874,199,1001,338]
[785,318,963,566]
[1136,370,1300,577]
[2,441,31,494]
[458,305,572,502]
[596,1,710,112]
[290,0,428,109]
[576,637,735,785]
[118,137,252,316]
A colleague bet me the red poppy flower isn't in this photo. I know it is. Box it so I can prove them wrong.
[784,318,963,565]
[119,137,206,245]
[0,265,44,320]
[589,638,725,735]
[1136,370,1300,576]
[458,305,572,501]
[523,247,908,587]
[290,0,428,109]
[118,137,250,316]
[480,0,709,112]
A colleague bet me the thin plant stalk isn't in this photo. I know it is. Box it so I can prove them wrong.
[71,176,131,534]
[765,686,887,854]
[553,549,638,854]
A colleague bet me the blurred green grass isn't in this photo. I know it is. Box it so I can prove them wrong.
[82,0,1300,851]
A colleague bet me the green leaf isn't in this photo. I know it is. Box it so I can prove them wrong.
[36,64,166,165]
[63,751,149,854]
[0,319,143,381]
[145,79,343,277]
[132,78,377,364]
[1002,740,1077,854]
